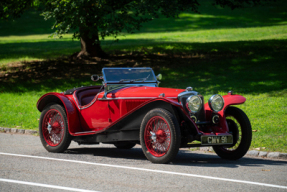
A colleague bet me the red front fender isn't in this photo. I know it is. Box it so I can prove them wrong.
[37,93,82,135]
[204,94,246,132]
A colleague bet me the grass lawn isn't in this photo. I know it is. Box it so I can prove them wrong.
[0,0,286,152]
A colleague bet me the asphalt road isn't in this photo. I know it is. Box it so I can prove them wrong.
[0,133,286,192]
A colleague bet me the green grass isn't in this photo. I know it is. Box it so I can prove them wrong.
[0,0,287,153]
[0,93,41,129]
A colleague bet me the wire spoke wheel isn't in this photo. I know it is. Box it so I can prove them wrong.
[39,104,71,153]
[140,108,181,164]
[42,109,64,146]
[213,106,252,160]
[144,116,171,157]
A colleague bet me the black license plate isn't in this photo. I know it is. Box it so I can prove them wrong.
[201,135,233,145]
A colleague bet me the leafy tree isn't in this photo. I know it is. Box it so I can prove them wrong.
[0,0,275,58]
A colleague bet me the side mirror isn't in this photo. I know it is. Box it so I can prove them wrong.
[91,75,99,81]
[156,74,162,80]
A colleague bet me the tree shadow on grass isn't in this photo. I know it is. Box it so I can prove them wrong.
[0,39,286,95]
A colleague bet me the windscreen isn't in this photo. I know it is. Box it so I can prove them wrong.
[103,68,156,83]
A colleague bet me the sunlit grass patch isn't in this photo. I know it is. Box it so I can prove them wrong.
[0,93,41,129]
[1,0,287,65]
[237,92,287,152]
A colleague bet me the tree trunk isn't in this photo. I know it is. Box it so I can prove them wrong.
[77,30,108,58]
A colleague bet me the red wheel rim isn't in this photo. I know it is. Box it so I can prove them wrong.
[144,116,171,157]
[42,109,64,147]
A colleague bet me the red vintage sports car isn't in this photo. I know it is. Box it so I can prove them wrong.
[37,67,252,163]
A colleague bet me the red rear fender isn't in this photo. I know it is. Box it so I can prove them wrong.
[37,93,82,135]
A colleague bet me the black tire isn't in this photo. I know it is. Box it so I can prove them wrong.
[39,104,71,153]
[140,108,181,164]
[114,142,136,149]
[213,106,252,160]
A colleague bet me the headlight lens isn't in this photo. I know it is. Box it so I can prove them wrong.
[186,95,202,113]
[208,94,224,112]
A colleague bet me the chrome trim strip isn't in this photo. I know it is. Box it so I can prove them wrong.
[73,91,103,110]
[74,131,96,134]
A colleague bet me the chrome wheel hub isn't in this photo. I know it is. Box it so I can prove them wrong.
[150,131,157,143]
[47,122,52,134]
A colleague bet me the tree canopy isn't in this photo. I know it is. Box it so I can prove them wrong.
[0,0,275,58]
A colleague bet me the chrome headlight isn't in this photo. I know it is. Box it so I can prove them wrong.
[208,94,224,112]
[186,95,202,113]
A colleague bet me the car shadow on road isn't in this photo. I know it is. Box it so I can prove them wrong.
[174,151,287,168]
[65,146,147,161]
[65,146,287,168]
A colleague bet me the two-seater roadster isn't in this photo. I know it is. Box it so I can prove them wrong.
[37,67,252,163]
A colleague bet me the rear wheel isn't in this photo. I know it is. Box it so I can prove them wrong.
[39,104,71,153]
[213,106,252,160]
[140,108,181,164]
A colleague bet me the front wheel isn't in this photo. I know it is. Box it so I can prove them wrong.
[213,106,252,160]
[140,108,181,164]
[39,104,71,153]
